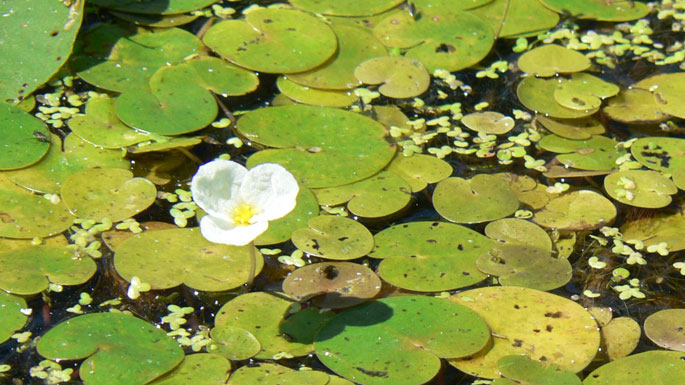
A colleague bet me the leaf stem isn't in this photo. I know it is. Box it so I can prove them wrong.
[246,241,257,289]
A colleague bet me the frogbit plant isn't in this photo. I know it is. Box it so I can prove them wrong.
[190,159,299,287]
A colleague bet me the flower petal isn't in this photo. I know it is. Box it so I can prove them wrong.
[199,215,268,246]
[239,163,299,222]
[191,159,247,219]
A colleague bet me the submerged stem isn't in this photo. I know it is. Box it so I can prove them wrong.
[246,241,257,289]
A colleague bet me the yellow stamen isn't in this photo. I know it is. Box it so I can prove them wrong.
[231,204,257,225]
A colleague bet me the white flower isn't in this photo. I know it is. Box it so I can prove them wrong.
[190,159,299,246]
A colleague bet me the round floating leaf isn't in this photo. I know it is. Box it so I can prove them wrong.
[282,262,381,309]
[497,355,582,385]
[631,137,685,183]
[518,77,598,119]
[0,246,96,295]
[238,105,396,188]
[635,72,685,119]
[0,188,73,239]
[537,115,605,140]
[313,171,412,218]
[370,221,493,292]
[533,190,616,230]
[149,353,231,385]
[289,0,404,16]
[210,326,261,361]
[469,0,559,38]
[461,111,515,135]
[227,362,340,385]
[316,296,491,385]
[621,203,685,252]
[433,174,519,224]
[0,234,68,252]
[110,10,199,27]
[538,134,623,171]
[538,0,649,21]
[37,312,184,385]
[126,136,203,154]
[115,228,264,291]
[4,134,129,194]
[354,56,430,98]
[644,309,685,352]
[73,24,203,92]
[0,291,27,344]
[287,24,387,89]
[0,0,83,104]
[68,95,150,148]
[256,185,319,246]
[518,45,590,77]
[600,317,640,361]
[485,218,552,252]
[554,73,619,111]
[203,8,337,73]
[373,7,494,72]
[604,170,677,208]
[477,244,572,290]
[61,168,156,222]
[583,351,685,385]
[102,221,176,252]
[0,103,50,170]
[276,77,356,107]
[386,153,452,192]
[449,286,600,378]
[215,292,333,359]
[495,173,552,210]
[90,0,216,15]
[603,88,670,124]
[291,216,374,260]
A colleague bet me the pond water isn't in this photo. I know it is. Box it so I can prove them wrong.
[0,1,684,384]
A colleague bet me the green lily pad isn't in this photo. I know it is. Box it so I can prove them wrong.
[604,170,677,208]
[469,0,559,38]
[286,24,388,90]
[276,77,357,107]
[238,105,396,188]
[497,355,582,385]
[517,77,598,119]
[461,111,515,135]
[0,291,28,344]
[282,262,382,309]
[386,153,452,192]
[370,221,493,292]
[553,73,619,111]
[210,326,261,361]
[621,203,685,252]
[449,286,600,378]
[0,0,83,104]
[214,292,333,359]
[226,362,341,385]
[603,88,670,124]
[635,72,685,119]
[4,133,129,194]
[533,190,616,230]
[73,24,203,92]
[537,115,605,140]
[485,218,552,252]
[631,137,685,188]
[256,184,319,246]
[61,168,156,222]
[150,354,231,385]
[0,103,50,170]
[110,10,199,27]
[477,244,572,290]
[90,0,216,15]
[0,188,73,239]
[600,317,640,361]
[538,0,649,21]
[517,45,590,77]
[126,136,203,154]
[114,228,264,291]
[494,173,552,210]
[643,309,685,352]
[583,351,685,385]
[203,8,337,74]
[316,296,491,385]
[68,95,150,148]
[312,171,412,218]
[0,246,96,295]
[37,312,184,385]
[433,174,519,224]
[291,216,374,260]
[354,56,430,98]
[289,0,404,16]
[538,134,623,171]
[373,6,494,72]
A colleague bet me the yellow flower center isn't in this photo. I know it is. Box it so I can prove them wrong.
[231,203,257,225]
